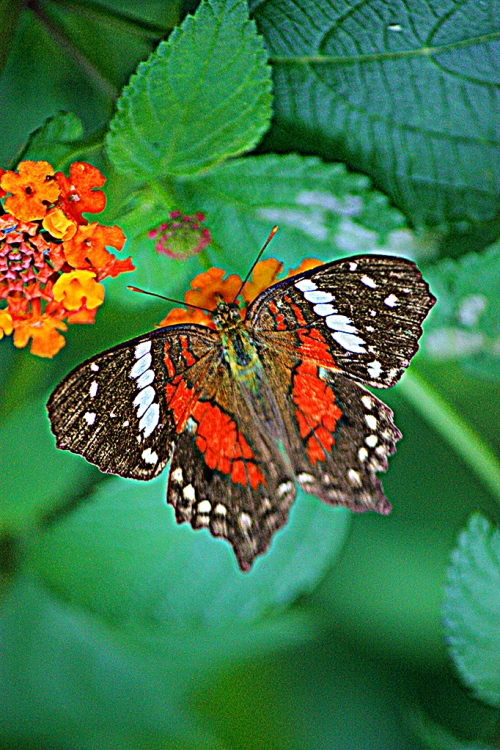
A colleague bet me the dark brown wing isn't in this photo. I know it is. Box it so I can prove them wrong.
[247,254,436,388]
[165,351,296,570]
[47,324,218,479]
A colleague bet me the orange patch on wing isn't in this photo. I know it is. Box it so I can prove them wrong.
[166,377,200,433]
[163,341,176,378]
[192,401,265,489]
[292,361,342,465]
[268,300,287,331]
[179,334,196,366]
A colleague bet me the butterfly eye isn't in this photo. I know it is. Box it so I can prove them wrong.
[230,306,240,321]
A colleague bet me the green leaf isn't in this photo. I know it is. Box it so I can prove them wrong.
[410,708,495,750]
[0,394,97,532]
[14,111,84,170]
[175,152,425,272]
[251,0,500,232]
[443,514,500,708]
[30,474,350,631]
[107,0,273,178]
[422,244,500,381]
[0,573,216,749]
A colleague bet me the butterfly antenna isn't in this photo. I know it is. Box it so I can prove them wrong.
[127,286,212,314]
[232,225,278,303]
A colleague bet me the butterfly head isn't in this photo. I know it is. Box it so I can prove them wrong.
[212,300,244,330]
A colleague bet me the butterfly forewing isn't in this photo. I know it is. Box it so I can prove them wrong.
[47,326,217,479]
[248,254,436,388]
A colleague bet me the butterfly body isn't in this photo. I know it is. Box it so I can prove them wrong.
[48,254,436,570]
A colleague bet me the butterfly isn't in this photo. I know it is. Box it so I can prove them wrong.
[47,250,436,570]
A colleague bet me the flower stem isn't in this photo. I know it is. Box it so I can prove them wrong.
[399,371,500,506]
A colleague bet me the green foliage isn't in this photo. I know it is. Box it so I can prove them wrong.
[423,244,500,381]
[107,0,273,177]
[29,475,350,629]
[250,0,500,240]
[444,514,500,709]
[1,0,500,748]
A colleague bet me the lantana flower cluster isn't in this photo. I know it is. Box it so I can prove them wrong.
[160,257,321,328]
[0,160,134,357]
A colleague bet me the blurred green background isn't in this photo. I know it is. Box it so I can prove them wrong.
[1,1,500,748]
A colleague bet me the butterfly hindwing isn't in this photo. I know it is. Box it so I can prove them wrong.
[47,325,217,479]
[165,362,297,570]
[247,254,436,388]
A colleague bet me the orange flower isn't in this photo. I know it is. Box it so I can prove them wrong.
[56,162,106,224]
[0,169,5,200]
[1,161,60,222]
[242,258,283,305]
[285,258,322,278]
[62,223,126,269]
[42,208,77,240]
[13,313,68,357]
[0,309,13,337]
[160,306,213,329]
[52,270,105,310]
[0,159,134,358]
[185,267,242,310]
[161,258,323,328]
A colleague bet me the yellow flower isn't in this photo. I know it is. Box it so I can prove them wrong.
[42,208,77,240]
[0,310,13,338]
[52,270,105,310]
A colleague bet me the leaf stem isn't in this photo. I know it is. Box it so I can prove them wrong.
[399,371,500,506]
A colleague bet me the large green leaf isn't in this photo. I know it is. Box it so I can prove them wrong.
[107,0,273,178]
[0,574,215,749]
[14,111,85,171]
[0,394,97,532]
[443,514,500,708]
[175,152,424,272]
[422,244,500,381]
[251,0,500,232]
[30,474,350,631]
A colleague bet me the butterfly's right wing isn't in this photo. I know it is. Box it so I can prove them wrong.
[47,324,219,479]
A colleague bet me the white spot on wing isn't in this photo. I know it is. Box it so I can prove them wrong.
[348,469,362,486]
[183,484,196,502]
[277,480,294,497]
[332,331,366,353]
[349,262,358,271]
[365,414,378,430]
[361,275,377,288]
[358,447,369,462]
[198,499,211,514]
[384,294,398,307]
[133,386,155,418]
[295,278,317,292]
[361,395,373,410]
[139,402,160,437]
[365,434,378,447]
[90,362,99,372]
[298,472,315,484]
[367,360,382,378]
[135,340,152,358]
[136,369,155,389]
[325,314,358,333]
[215,503,227,516]
[171,467,183,483]
[130,352,152,379]
[239,512,252,530]
[304,290,334,304]
[314,303,338,317]
[84,411,96,425]
[89,381,98,398]
[142,447,158,464]
[122,420,129,427]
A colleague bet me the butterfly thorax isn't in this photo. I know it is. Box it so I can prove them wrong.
[212,300,260,384]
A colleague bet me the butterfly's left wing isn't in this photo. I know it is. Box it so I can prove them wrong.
[47,325,218,479]
[165,362,297,570]
[247,254,436,388]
